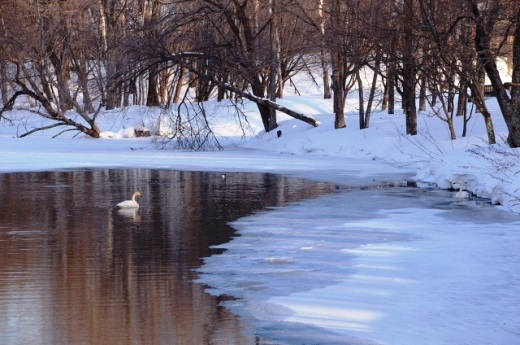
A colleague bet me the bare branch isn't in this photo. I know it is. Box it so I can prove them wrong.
[18,123,68,138]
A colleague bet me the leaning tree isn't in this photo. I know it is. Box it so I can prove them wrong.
[468,0,520,148]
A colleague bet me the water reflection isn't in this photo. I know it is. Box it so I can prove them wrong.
[0,170,334,345]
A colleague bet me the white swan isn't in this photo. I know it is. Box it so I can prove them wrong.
[116,191,142,208]
[452,180,469,199]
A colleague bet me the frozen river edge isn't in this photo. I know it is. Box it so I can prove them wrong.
[196,173,520,345]
[1,137,519,345]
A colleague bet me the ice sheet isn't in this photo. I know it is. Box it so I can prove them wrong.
[197,188,520,344]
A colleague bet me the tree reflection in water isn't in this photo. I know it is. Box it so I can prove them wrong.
[0,169,334,345]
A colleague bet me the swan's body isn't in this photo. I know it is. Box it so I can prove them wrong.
[453,180,469,199]
[456,190,469,198]
[117,192,142,208]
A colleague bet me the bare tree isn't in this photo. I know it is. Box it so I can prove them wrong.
[318,0,332,99]
[349,0,387,129]
[416,0,500,144]
[401,0,418,135]
[0,0,102,137]
[467,0,520,148]
[326,0,357,129]
[143,0,162,107]
[97,0,131,109]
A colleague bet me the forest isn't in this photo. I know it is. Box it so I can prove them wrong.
[0,0,518,147]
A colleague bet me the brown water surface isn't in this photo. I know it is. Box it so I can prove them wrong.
[0,169,334,345]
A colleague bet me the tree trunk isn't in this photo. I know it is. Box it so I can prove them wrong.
[446,117,457,141]
[252,77,278,131]
[319,0,331,99]
[322,54,332,100]
[456,84,467,117]
[402,64,417,135]
[364,53,382,128]
[76,59,95,113]
[48,50,73,113]
[482,108,497,145]
[403,0,417,135]
[462,103,470,137]
[160,68,171,104]
[419,74,427,111]
[172,67,186,104]
[469,0,517,146]
[266,0,281,128]
[145,0,161,107]
[328,0,348,129]
[508,9,520,148]
[387,59,396,114]
[217,74,227,102]
[447,65,456,114]
[0,62,8,105]
[356,67,365,129]
[100,0,124,110]
[331,55,347,129]
[382,79,388,111]
[468,83,496,144]
[333,92,346,128]
[269,0,282,102]
[146,65,161,106]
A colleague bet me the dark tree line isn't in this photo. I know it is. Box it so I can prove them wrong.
[0,0,518,148]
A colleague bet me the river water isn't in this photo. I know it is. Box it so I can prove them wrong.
[0,169,334,345]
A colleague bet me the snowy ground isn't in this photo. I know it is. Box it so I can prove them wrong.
[1,83,520,344]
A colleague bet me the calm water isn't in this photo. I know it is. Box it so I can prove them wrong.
[0,169,334,345]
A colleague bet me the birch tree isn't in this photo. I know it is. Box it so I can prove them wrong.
[318,0,331,99]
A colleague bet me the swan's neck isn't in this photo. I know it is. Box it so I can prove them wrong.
[132,193,139,201]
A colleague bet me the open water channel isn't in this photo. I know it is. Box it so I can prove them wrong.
[1,169,519,345]
[0,169,334,345]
